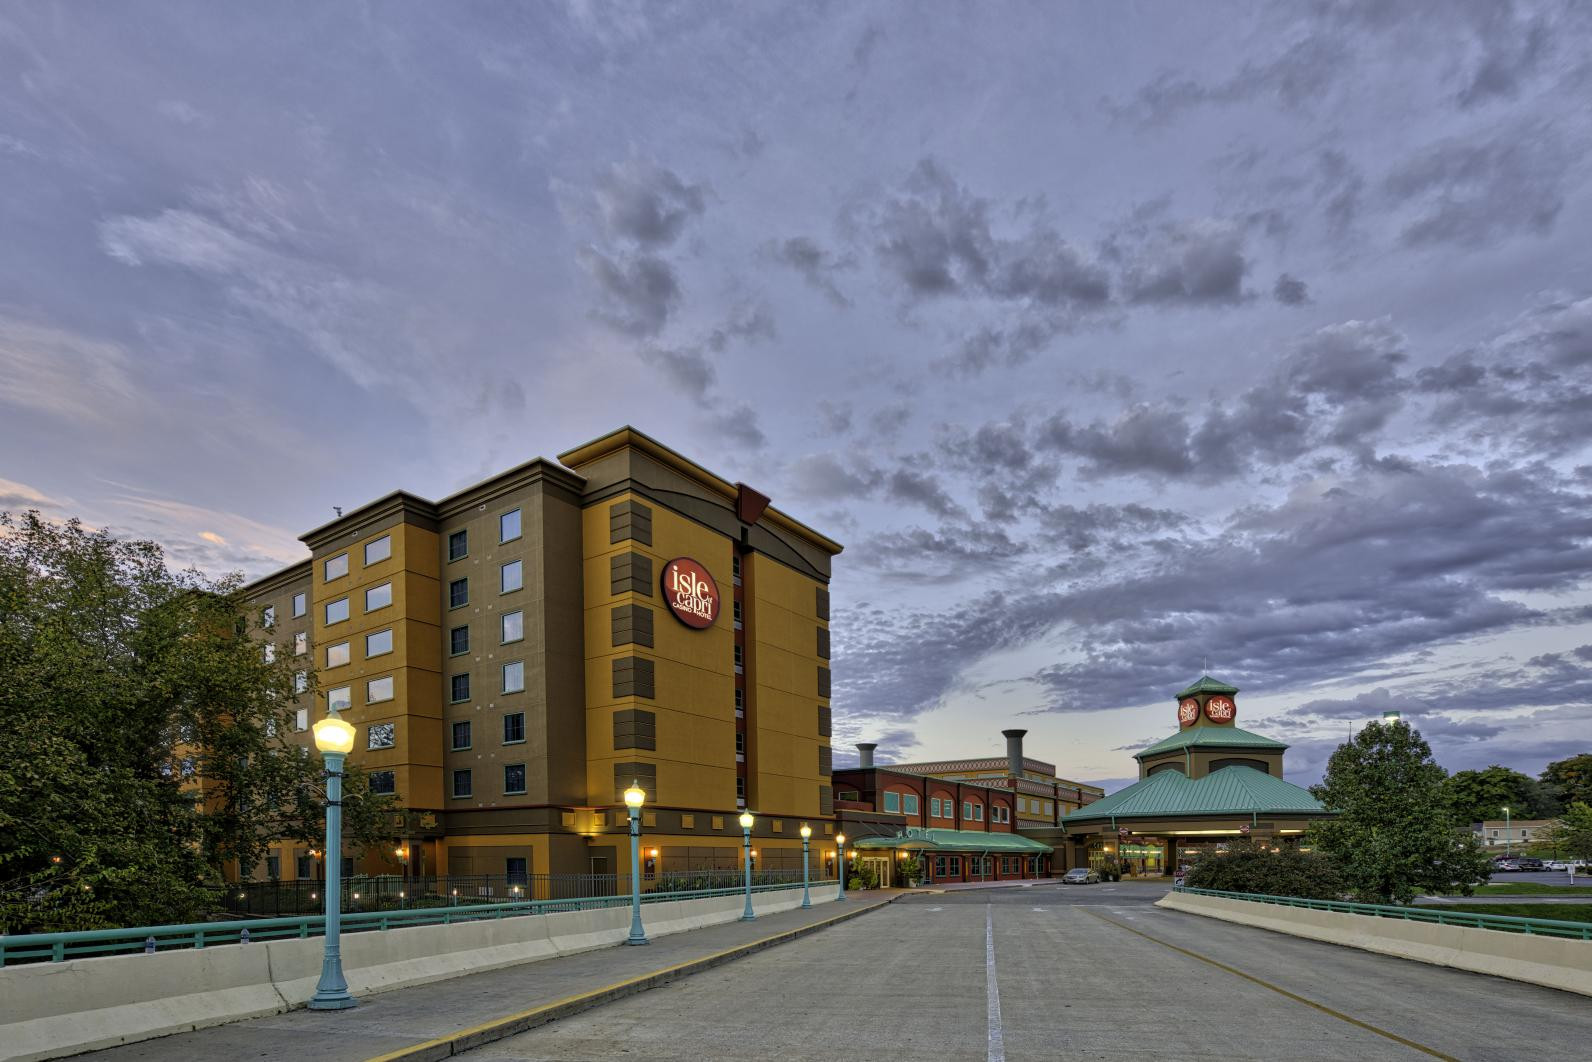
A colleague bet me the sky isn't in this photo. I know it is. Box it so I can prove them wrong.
[3,1,1591,793]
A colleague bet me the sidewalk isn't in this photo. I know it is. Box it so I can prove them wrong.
[81,890,902,1062]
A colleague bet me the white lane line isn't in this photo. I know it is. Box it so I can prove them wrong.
[986,903,1005,1062]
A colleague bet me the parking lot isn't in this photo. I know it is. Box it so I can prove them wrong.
[467,881,1592,1061]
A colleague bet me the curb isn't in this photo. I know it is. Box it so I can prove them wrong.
[363,896,899,1061]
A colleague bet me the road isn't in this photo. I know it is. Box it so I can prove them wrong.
[467,881,1592,1062]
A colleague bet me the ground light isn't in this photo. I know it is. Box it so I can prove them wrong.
[308,705,357,1011]
[739,811,756,921]
[624,781,649,945]
[835,834,846,902]
[799,824,813,909]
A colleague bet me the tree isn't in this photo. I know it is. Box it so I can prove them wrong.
[0,511,396,932]
[1541,754,1592,809]
[1309,720,1493,905]
[1445,765,1559,823]
[1534,803,1592,870]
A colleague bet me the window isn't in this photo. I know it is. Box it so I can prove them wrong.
[366,675,394,704]
[732,554,742,584]
[883,791,901,813]
[963,801,973,820]
[294,631,308,655]
[904,794,919,815]
[930,798,941,817]
[506,856,528,885]
[294,671,308,694]
[501,610,523,643]
[262,605,276,628]
[500,508,521,543]
[504,763,526,795]
[733,600,743,629]
[367,722,395,750]
[452,769,473,798]
[325,554,348,581]
[448,529,468,561]
[501,560,523,593]
[326,641,350,668]
[265,855,280,880]
[366,629,393,657]
[503,712,525,743]
[450,625,469,655]
[263,642,276,663]
[503,660,524,693]
[450,673,470,703]
[328,686,352,711]
[736,777,746,802]
[734,689,744,716]
[369,770,396,795]
[451,721,472,750]
[364,535,391,565]
[295,708,309,731]
[365,582,392,611]
[325,598,349,624]
[297,854,312,878]
[972,803,983,822]
[292,592,306,618]
[735,732,745,757]
[734,645,744,674]
[449,578,468,609]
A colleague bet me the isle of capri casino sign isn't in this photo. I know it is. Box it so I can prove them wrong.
[662,557,720,629]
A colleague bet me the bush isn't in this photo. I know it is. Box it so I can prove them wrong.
[1182,842,1345,900]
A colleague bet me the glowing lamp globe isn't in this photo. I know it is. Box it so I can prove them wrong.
[738,811,754,830]
[835,833,845,846]
[799,824,812,839]
[623,781,646,809]
[313,712,356,756]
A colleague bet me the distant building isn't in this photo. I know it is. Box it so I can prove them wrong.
[1474,819,1552,851]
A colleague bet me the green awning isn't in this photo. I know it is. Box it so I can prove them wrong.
[851,828,1052,854]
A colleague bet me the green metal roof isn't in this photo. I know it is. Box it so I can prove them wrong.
[1135,725,1287,760]
[1174,674,1241,699]
[1060,766,1326,825]
[850,828,1052,854]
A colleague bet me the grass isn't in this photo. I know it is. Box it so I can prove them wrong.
[1435,903,1592,924]
[1469,882,1592,896]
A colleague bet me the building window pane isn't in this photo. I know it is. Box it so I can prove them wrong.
[883,791,900,813]
[295,708,309,731]
[325,598,349,624]
[500,508,521,543]
[506,857,528,884]
[294,670,308,693]
[904,794,919,815]
[294,631,308,655]
[450,673,471,703]
[930,798,941,817]
[328,686,352,712]
[263,642,276,663]
[325,554,348,581]
[366,629,393,657]
[501,610,523,644]
[448,529,468,561]
[450,625,469,655]
[366,675,395,704]
[452,720,471,750]
[292,593,306,618]
[504,763,526,795]
[501,560,523,593]
[262,605,276,629]
[449,578,468,609]
[364,535,391,565]
[365,582,392,612]
[367,722,395,750]
[452,769,473,798]
[503,712,525,743]
[369,770,396,795]
[326,641,350,668]
[503,660,524,694]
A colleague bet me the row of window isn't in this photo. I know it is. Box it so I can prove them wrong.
[261,591,307,628]
[447,509,522,564]
[448,560,521,609]
[1018,796,1055,816]
[324,534,393,584]
[323,580,392,626]
[880,791,1012,823]
[450,713,526,750]
[451,764,525,798]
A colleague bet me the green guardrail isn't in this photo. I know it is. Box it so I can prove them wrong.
[0,879,836,967]
[1172,886,1592,941]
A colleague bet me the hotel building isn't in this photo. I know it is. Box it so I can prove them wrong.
[243,427,841,887]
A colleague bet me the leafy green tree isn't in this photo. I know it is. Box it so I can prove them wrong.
[1309,720,1493,905]
[0,512,396,932]
[1541,754,1592,809]
[1445,765,1559,823]
[1183,840,1345,900]
[1534,803,1592,870]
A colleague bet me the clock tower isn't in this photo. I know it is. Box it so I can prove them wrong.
[1173,674,1239,729]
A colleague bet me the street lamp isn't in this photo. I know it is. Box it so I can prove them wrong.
[308,705,357,1011]
[1504,806,1511,859]
[799,824,813,909]
[623,781,649,946]
[835,833,846,902]
[739,810,756,921]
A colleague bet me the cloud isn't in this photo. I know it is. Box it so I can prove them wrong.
[0,316,143,426]
[1273,273,1310,305]
[1112,217,1252,306]
[578,248,681,336]
[591,159,709,247]
[0,478,69,514]
[788,454,880,500]
[1106,36,1348,126]
[765,237,854,307]
[706,403,766,449]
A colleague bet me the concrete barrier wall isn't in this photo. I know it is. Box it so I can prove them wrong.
[0,886,834,1062]
[1157,892,1592,998]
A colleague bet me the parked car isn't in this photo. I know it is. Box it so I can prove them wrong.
[1062,867,1101,885]
[1492,859,1520,872]
[1511,857,1548,872]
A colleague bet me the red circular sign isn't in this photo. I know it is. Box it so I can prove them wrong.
[661,557,720,629]
[1177,698,1200,728]
[1205,696,1235,723]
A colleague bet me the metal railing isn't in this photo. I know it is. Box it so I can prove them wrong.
[0,877,836,967]
[1173,886,1592,941]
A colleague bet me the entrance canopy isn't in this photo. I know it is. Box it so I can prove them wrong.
[851,828,1052,854]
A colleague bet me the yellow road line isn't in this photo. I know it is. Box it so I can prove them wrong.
[1083,909,1458,1061]
[364,898,891,1062]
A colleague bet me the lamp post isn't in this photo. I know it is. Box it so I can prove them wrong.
[835,834,846,901]
[739,811,756,921]
[624,781,649,946]
[1504,806,1511,859]
[308,706,357,1011]
[799,824,812,909]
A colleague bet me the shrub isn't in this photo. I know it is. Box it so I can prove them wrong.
[1182,842,1345,900]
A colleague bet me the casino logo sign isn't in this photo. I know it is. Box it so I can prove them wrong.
[1204,695,1236,723]
[661,557,720,629]
[1177,698,1200,728]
